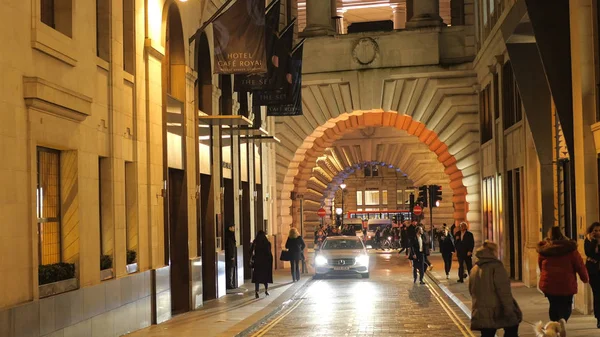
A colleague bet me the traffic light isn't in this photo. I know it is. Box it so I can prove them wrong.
[417,185,428,207]
[429,185,442,207]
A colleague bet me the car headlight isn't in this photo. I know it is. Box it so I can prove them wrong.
[315,255,327,266]
[356,254,369,266]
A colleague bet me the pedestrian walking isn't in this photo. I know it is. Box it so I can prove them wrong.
[398,224,408,254]
[439,225,455,279]
[455,222,474,283]
[409,226,428,284]
[537,226,589,322]
[225,224,237,289]
[585,222,600,329]
[285,227,306,282]
[406,221,417,256]
[469,241,522,337]
[249,230,273,298]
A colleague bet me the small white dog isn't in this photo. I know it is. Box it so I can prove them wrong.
[533,319,567,337]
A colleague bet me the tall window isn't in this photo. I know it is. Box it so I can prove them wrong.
[404,189,414,205]
[364,189,379,206]
[396,190,403,206]
[480,84,493,143]
[37,148,61,265]
[482,176,495,241]
[382,190,388,205]
[40,0,73,37]
[123,0,135,74]
[502,61,523,129]
[96,0,110,61]
[356,191,363,206]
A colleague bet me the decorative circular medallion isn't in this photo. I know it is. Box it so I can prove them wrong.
[352,38,378,65]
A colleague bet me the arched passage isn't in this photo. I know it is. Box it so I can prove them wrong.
[280,110,479,242]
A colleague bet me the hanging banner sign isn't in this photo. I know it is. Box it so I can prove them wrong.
[267,42,304,116]
[234,0,281,92]
[252,22,295,106]
[213,0,267,74]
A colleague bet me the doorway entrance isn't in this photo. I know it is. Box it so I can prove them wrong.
[506,168,523,280]
[200,173,217,300]
[168,169,190,315]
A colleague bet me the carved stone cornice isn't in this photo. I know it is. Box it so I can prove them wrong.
[23,76,92,122]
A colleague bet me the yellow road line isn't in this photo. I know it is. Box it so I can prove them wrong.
[250,281,316,337]
[425,278,475,337]
[251,298,304,337]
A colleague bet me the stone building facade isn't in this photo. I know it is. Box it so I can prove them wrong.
[473,0,598,314]
[0,0,284,335]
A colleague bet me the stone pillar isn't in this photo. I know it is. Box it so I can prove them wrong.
[302,0,335,36]
[406,0,443,28]
[570,0,598,315]
[392,5,407,29]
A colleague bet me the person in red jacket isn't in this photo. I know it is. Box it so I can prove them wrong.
[537,226,589,322]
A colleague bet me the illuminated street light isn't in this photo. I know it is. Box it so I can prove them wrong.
[335,208,343,215]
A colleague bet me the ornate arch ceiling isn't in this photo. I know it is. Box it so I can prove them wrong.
[303,127,451,207]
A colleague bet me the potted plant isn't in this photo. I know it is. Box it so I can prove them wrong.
[100,255,113,280]
[126,250,138,273]
[38,262,78,297]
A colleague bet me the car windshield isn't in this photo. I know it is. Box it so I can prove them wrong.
[322,239,363,250]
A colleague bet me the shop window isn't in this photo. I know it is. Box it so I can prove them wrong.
[480,84,493,143]
[123,0,135,74]
[356,191,363,206]
[96,0,110,61]
[404,189,414,205]
[37,148,61,265]
[482,176,495,241]
[364,190,379,206]
[41,0,73,38]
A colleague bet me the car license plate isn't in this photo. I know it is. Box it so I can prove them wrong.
[334,266,350,271]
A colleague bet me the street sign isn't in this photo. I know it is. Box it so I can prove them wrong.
[413,205,423,216]
[317,208,327,218]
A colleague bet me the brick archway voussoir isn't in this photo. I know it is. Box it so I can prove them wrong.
[281,110,473,228]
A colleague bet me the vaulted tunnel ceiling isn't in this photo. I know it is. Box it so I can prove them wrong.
[302,127,451,208]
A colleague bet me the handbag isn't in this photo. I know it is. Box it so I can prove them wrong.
[280,250,291,261]
[249,255,256,268]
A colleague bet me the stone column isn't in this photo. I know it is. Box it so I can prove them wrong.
[302,0,335,36]
[406,0,443,28]
[336,9,348,34]
[570,0,598,315]
[392,5,407,29]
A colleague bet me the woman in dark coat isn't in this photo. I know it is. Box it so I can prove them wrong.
[249,230,273,298]
[285,227,306,282]
[439,226,455,279]
[585,222,600,328]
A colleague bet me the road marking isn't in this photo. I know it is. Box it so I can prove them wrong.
[425,278,476,337]
[249,281,316,337]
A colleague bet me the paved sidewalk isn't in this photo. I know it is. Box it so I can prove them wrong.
[425,254,598,337]
[125,268,310,337]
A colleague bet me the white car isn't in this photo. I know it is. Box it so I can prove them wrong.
[314,236,370,279]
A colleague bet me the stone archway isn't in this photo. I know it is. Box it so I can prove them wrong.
[279,109,480,242]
